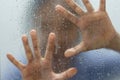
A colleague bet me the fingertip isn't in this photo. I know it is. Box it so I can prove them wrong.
[55,5,64,12]
[7,53,11,58]
[67,67,78,78]
[64,48,76,57]
[55,5,62,10]
[31,29,36,32]
[22,34,27,41]
[69,68,78,75]
[50,32,55,36]
[30,29,37,36]
[49,32,56,40]
[6,53,13,60]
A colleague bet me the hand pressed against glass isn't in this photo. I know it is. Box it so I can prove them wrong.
[7,30,77,80]
[56,0,117,57]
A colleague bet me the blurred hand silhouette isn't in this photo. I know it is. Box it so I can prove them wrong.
[7,30,77,80]
[56,0,117,57]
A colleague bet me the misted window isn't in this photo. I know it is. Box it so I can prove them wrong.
[1,0,120,80]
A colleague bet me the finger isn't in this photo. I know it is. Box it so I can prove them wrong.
[55,5,79,25]
[22,35,33,62]
[65,0,85,16]
[64,41,87,57]
[59,68,77,79]
[30,30,41,60]
[82,0,94,12]
[7,54,24,70]
[45,33,55,61]
[100,0,106,11]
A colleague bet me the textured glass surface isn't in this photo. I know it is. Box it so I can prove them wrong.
[0,0,120,80]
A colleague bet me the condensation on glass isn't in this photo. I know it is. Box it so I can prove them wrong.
[0,0,120,80]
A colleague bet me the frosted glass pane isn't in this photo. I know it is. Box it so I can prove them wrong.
[0,0,120,80]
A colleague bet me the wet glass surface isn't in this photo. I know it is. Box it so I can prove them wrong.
[0,0,34,79]
[0,0,120,80]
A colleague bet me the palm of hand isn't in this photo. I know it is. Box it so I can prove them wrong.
[22,59,52,80]
[56,0,117,57]
[79,11,116,49]
[7,30,77,80]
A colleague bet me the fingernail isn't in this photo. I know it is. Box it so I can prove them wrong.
[68,68,77,78]
[70,68,77,75]
[22,34,27,39]
[64,48,76,57]
[30,29,36,34]
[49,32,55,39]
[55,5,63,12]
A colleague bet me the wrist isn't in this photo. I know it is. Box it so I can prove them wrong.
[106,32,120,52]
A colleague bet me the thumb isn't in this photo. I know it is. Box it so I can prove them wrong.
[65,41,87,57]
[7,53,24,70]
[59,68,77,79]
